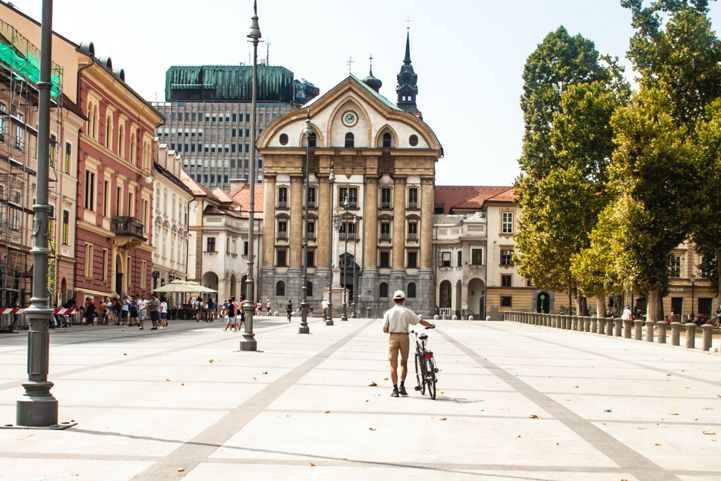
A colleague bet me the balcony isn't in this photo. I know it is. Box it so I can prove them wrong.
[306,232,316,241]
[111,216,145,249]
[339,232,357,240]
[379,232,391,241]
[407,233,418,241]
[277,201,288,209]
[408,202,418,209]
[277,231,288,241]
[380,201,391,209]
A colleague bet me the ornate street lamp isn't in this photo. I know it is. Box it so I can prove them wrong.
[326,164,335,325]
[241,0,261,351]
[299,117,312,334]
[351,216,358,318]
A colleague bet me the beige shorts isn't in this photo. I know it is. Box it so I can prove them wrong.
[388,333,410,363]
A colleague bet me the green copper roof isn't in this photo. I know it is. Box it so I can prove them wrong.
[166,65,317,103]
[349,73,401,111]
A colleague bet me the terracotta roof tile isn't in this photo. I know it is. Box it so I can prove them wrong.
[180,170,217,200]
[434,186,512,214]
[211,188,234,203]
[231,183,264,215]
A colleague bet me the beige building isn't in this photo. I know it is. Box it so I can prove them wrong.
[256,71,442,316]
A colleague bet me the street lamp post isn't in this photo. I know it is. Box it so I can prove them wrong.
[326,165,335,325]
[241,0,261,351]
[299,117,312,334]
[16,0,58,427]
[351,216,358,318]
[341,203,350,322]
[690,276,696,321]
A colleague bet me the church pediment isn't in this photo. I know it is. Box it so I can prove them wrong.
[257,75,442,154]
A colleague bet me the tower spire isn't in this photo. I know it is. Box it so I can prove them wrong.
[363,54,383,92]
[404,31,411,65]
[396,28,420,116]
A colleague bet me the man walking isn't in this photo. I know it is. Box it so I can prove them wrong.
[383,290,435,397]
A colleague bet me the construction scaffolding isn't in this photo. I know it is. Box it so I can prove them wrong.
[0,18,63,329]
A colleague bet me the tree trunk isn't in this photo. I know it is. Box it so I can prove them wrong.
[596,296,606,318]
[577,295,589,317]
[647,288,662,322]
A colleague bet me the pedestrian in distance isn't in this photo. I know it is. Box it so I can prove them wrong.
[621,305,633,321]
[286,299,293,322]
[266,298,272,316]
[238,295,246,329]
[149,295,160,330]
[159,297,168,328]
[224,297,239,331]
[84,297,96,326]
[383,290,435,398]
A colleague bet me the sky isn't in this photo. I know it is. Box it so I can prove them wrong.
[10,0,721,186]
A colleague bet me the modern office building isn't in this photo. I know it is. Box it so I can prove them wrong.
[153,65,318,190]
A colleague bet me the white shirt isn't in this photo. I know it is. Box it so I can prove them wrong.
[160,301,168,314]
[321,300,329,309]
[621,308,633,321]
[383,304,420,333]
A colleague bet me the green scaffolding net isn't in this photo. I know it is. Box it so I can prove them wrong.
[0,42,61,98]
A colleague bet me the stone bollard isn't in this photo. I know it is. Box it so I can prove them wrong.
[645,320,655,342]
[685,323,696,349]
[590,318,597,333]
[433,315,440,321]
[581,317,588,332]
[623,319,633,338]
[469,315,475,321]
[606,318,614,336]
[452,315,458,320]
[633,320,644,340]
[598,318,606,335]
[670,322,681,346]
[566,315,573,330]
[656,321,667,344]
[614,319,622,337]
[702,324,713,351]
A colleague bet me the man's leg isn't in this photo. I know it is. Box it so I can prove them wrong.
[389,360,399,386]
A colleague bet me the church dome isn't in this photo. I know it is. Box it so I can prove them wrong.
[363,68,382,92]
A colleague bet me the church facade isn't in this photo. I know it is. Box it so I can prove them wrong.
[256,35,442,316]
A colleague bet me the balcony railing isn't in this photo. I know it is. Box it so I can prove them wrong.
[380,201,391,209]
[111,216,145,239]
[407,233,418,241]
[408,202,418,209]
[277,231,288,240]
[379,232,391,241]
[339,232,357,240]
[278,201,288,209]
[306,232,316,240]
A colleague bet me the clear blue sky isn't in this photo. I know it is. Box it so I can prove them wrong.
[12,0,721,186]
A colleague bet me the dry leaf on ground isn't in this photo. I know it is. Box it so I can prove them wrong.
[703,430,716,435]
[324,410,331,414]
[368,427,376,431]
[309,462,316,467]
[368,382,378,387]
[177,468,185,472]
[604,409,613,413]
[439,417,448,421]
[528,414,539,419]
[208,359,214,363]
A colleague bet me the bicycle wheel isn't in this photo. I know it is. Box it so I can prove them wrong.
[414,352,426,395]
[426,357,437,399]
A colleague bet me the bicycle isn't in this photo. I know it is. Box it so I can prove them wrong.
[412,328,438,399]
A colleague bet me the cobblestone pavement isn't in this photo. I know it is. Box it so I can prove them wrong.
[0,318,719,481]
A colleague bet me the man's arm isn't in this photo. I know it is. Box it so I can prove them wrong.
[419,319,435,329]
[382,316,389,333]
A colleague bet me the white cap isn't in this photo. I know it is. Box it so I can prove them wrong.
[393,290,405,300]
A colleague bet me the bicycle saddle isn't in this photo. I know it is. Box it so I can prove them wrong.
[419,333,428,340]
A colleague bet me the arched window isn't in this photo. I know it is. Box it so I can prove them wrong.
[407,282,417,298]
[118,124,125,158]
[129,133,136,163]
[382,132,392,148]
[276,281,285,296]
[306,281,313,297]
[344,132,354,148]
[309,132,317,147]
[105,115,112,149]
[379,282,389,298]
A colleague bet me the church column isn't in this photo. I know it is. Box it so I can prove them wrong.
[363,177,378,268]
[391,177,406,269]
[289,175,303,268]
[420,178,434,269]
[317,178,330,268]
[262,177,276,268]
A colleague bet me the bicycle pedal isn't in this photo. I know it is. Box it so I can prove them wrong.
[414,386,421,391]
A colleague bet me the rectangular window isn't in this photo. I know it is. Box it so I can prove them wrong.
[408,187,418,208]
[142,199,149,234]
[457,250,463,267]
[0,102,5,140]
[307,220,316,239]
[471,248,483,266]
[407,222,418,240]
[116,186,122,216]
[379,251,390,268]
[128,191,135,218]
[243,241,249,256]
[84,243,93,278]
[668,255,682,278]
[501,296,512,307]
[62,210,70,245]
[16,112,24,148]
[277,220,288,239]
[278,187,288,207]
[307,187,316,207]
[502,212,514,234]
[501,274,512,288]
[501,249,514,266]
[381,187,391,208]
[338,187,358,207]
[441,252,451,267]
[671,297,683,317]
[140,261,147,289]
[49,135,57,168]
[380,222,391,240]
[103,180,110,217]
[276,249,287,267]
[407,251,418,268]
[306,250,315,268]
[11,206,20,230]
[206,237,216,252]
[102,249,109,282]
[84,170,96,211]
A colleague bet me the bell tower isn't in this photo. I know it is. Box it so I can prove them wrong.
[396,31,420,117]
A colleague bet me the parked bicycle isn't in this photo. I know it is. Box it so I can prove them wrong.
[412,328,438,399]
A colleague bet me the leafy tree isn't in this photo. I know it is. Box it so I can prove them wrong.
[608,87,700,321]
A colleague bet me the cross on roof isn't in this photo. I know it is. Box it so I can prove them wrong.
[405,17,412,31]
[346,56,354,73]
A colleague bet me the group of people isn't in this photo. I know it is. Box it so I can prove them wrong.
[78,295,169,330]
[221,296,246,331]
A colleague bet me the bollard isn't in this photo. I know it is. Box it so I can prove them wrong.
[702,324,713,351]
[645,320,655,342]
[598,318,605,334]
[590,318,597,333]
[606,318,614,336]
[670,322,681,346]
[656,321,667,344]
[623,319,633,338]
[581,317,588,332]
[433,315,440,321]
[685,323,696,349]
[367,307,372,319]
[614,319,622,337]
[566,315,573,330]
[633,320,644,340]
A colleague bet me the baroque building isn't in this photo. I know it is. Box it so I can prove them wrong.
[257,35,442,316]
[153,65,318,190]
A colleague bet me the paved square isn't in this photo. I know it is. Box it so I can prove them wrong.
[0,319,719,481]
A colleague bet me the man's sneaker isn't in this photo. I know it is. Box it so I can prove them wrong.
[399,385,408,396]
[391,387,400,397]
